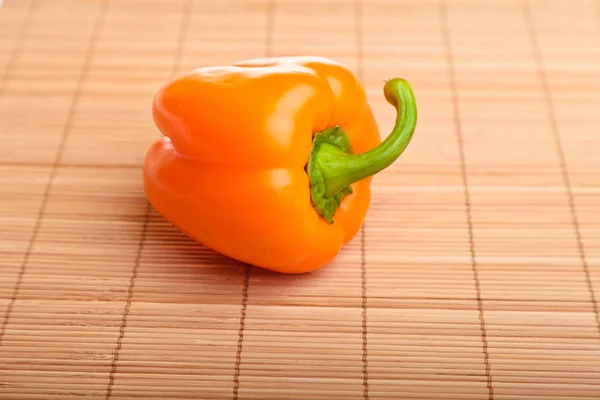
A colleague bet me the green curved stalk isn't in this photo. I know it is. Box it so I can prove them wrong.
[307,78,418,223]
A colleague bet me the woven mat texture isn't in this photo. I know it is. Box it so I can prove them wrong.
[1,0,600,399]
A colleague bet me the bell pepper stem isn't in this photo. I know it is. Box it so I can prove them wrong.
[320,78,416,197]
[307,77,417,223]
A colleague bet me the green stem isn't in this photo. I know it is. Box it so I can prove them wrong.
[307,78,417,223]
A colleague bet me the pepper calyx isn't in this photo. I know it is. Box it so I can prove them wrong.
[306,125,354,224]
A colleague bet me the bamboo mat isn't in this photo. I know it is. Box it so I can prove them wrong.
[1,0,600,399]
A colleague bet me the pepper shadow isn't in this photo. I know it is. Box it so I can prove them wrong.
[111,196,249,305]
[121,196,331,307]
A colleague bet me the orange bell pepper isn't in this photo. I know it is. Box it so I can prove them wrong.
[144,56,417,274]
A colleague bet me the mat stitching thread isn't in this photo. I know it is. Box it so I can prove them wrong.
[103,1,193,398]
[355,0,370,399]
[0,0,107,347]
[523,0,600,336]
[0,0,37,345]
[104,204,148,400]
[361,225,370,400]
[232,2,275,398]
[439,2,494,399]
[232,266,250,400]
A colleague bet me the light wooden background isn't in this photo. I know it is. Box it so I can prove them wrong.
[1,0,599,399]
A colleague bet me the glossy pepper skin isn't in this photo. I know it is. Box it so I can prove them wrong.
[144,56,417,274]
